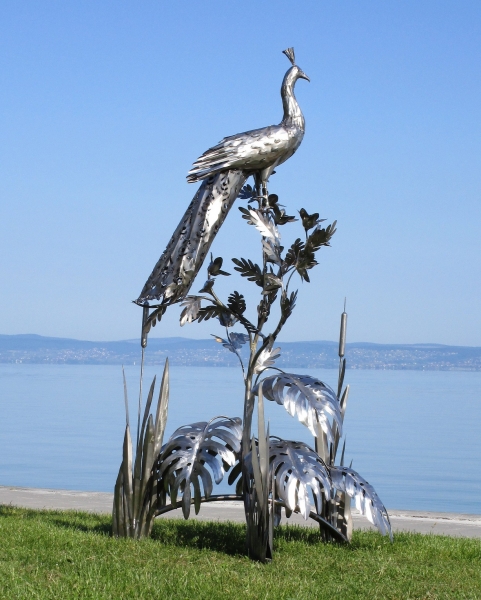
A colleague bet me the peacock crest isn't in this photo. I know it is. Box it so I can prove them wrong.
[282,47,296,65]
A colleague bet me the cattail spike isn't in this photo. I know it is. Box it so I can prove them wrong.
[340,438,346,467]
[122,366,129,427]
[141,304,149,348]
[339,309,348,358]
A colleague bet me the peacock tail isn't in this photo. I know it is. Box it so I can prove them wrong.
[136,169,247,307]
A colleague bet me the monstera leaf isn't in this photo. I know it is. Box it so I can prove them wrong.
[255,373,342,442]
[269,438,332,520]
[157,416,242,519]
[331,466,392,540]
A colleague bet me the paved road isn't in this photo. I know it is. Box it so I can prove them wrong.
[1,485,480,538]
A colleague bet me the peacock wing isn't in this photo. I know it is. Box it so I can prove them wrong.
[187,125,290,183]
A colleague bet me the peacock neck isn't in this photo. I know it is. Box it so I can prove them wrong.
[281,80,305,131]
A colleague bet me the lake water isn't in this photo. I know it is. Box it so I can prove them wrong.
[0,364,480,514]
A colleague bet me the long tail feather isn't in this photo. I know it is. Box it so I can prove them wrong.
[136,170,247,306]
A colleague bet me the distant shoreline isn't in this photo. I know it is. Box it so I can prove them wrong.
[1,334,480,371]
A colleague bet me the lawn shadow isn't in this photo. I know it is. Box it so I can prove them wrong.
[274,522,326,545]
[151,518,247,556]
[2,504,385,557]
[49,513,112,536]
[0,505,112,536]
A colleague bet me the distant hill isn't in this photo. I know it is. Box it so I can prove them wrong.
[1,334,480,371]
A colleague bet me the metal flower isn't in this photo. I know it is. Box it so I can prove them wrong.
[330,466,393,540]
[254,373,342,442]
[299,208,324,233]
[199,279,215,294]
[218,311,238,328]
[207,255,230,277]
[156,417,242,519]
[212,332,249,354]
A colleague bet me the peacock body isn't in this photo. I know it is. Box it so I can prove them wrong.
[136,48,309,308]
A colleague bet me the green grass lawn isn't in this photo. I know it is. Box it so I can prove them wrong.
[0,506,480,599]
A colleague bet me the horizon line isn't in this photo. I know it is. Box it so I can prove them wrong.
[0,332,480,349]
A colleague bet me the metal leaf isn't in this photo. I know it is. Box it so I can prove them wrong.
[232,257,263,286]
[269,438,331,520]
[113,360,171,540]
[121,425,133,531]
[244,208,280,241]
[239,183,254,199]
[157,416,242,519]
[254,347,281,374]
[227,291,246,315]
[212,332,249,354]
[262,239,282,265]
[179,296,202,326]
[330,466,392,540]
[255,373,342,442]
[153,359,170,457]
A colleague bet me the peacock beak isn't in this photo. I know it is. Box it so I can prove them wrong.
[299,70,310,82]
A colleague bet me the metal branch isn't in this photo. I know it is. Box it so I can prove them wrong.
[153,495,347,542]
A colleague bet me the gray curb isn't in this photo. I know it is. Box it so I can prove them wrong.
[1,486,480,538]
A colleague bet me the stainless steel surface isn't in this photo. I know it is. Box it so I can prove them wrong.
[122,48,396,556]
[331,466,392,540]
[112,360,170,539]
[268,437,331,520]
[187,47,308,191]
[156,416,242,519]
[137,170,246,307]
[136,48,309,311]
[338,311,347,358]
[243,385,274,561]
[255,372,342,442]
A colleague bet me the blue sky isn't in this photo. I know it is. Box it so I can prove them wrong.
[1,1,480,345]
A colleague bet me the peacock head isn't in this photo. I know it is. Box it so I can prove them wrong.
[282,47,310,86]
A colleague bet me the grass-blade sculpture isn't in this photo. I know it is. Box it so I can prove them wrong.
[113,47,392,560]
[113,365,243,538]
[112,360,170,539]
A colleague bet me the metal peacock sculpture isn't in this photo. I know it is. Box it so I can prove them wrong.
[135,48,309,334]
[113,48,393,563]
